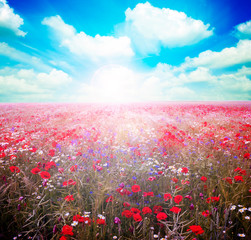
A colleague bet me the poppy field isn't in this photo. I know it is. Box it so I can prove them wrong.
[0,102,250,240]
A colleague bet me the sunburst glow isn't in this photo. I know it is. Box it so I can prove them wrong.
[90,65,139,102]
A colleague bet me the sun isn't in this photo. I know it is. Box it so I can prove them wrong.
[90,64,138,103]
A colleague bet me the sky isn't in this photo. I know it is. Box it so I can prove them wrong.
[0,0,251,102]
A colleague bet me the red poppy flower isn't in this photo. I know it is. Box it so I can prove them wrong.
[63,179,76,186]
[96,165,103,171]
[142,206,152,214]
[116,187,131,196]
[133,213,142,222]
[123,202,131,207]
[164,193,172,201]
[70,165,78,172]
[172,177,178,183]
[9,166,20,173]
[122,210,133,218]
[131,207,141,214]
[148,176,156,181]
[31,167,41,174]
[234,175,244,182]
[59,236,67,240]
[223,177,232,184]
[170,206,181,214]
[97,219,106,225]
[48,149,55,157]
[106,196,114,202]
[131,185,141,192]
[239,170,246,175]
[174,195,183,204]
[234,167,242,172]
[185,195,192,200]
[181,167,188,173]
[201,176,207,182]
[143,191,154,197]
[40,171,51,179]
[244,152,250,159]
[187,225,204,235]
[29,147,37,152]
[202,210,210,217]
[156,212,167,221]
[153,205,163,214]
[61,225,74,236]
[45,161,56,170]
[64,195,74,201]
[73,214,84,222]
[83,217,92,225]
[206,196,220,203]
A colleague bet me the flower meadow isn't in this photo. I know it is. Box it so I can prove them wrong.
[0,103,250,240]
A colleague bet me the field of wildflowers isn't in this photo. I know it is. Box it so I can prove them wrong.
[0,103,250,240]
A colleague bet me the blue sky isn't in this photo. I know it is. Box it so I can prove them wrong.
[0,0,251,102]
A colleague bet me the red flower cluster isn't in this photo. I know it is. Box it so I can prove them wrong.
[234,175,244,182]
[187,225,204,235]
[116,187,131,196]
[206,196,220,203]
[9,166,20,173]
[202,210,210,217]
[223,177,233,184]
[143,191,154,197]
[44,161,56,170]
[97,218,106,225]
[64,195,74,201]
[63,179,76,186]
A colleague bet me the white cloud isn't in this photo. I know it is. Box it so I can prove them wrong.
[37,69,72,88]
[179,67,217,83]
[236,66,251,77]
[120,2,213,54]
[165,87,195,100]
[0,0,26,36]
[234,20,251,39]
[183,39,251,69]
[0,68,72,100]
[42,15,134,62]
[143,62,251,100]
[42,15,75,39]
[0,42,51,71]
